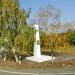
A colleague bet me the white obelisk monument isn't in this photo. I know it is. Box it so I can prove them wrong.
[26,24,55,63]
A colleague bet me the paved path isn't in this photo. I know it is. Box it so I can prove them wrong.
[0,67,75,75]
[0,69,36,75]
[0,70,75,75]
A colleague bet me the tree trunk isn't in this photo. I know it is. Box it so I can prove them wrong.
[4,54,6,62]
[18,56,21,64]
[12,48,19,63]
[14,55,19,63]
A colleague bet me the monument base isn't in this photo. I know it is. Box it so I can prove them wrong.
[26,55,55,63]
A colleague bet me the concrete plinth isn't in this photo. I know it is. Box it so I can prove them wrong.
[26,55,55,63]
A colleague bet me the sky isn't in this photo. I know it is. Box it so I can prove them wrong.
[19,0,75,23]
